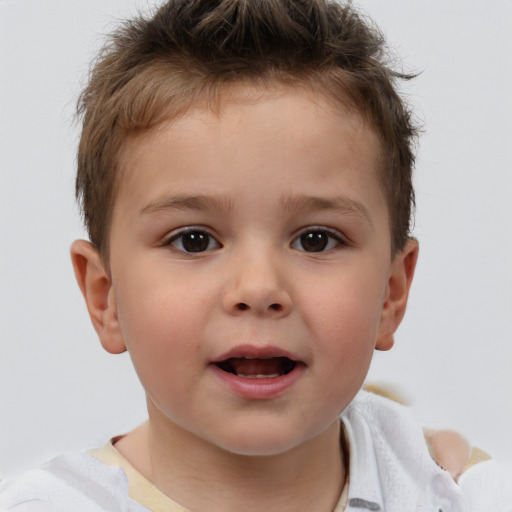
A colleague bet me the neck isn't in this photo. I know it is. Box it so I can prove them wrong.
[117,406,347,512]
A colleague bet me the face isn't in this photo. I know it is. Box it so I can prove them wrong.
[84,86,415,457]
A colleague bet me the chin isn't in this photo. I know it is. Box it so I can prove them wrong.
[218,436,302,458]
[207,419,323,458]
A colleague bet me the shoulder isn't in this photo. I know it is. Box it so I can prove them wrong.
[341,390,512,511]
[458,459,512,511]
[0,451,148,512]
[341,391,459,509]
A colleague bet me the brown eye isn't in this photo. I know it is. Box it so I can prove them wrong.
[169,230,220,253]
[291,229,343,253]
[181,232,209,252]
[300,232,328,252]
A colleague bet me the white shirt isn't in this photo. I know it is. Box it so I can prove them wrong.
[0,391,509,512]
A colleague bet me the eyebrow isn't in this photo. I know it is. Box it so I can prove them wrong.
[280,194,374,226]
[140,194,234,216]
[140,192,373,226]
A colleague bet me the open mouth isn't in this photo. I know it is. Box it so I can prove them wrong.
[215,357,297,379]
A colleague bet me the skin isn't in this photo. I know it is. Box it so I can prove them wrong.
[71,85,418,512]
[428,429,471,482]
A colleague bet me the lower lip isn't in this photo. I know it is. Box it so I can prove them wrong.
[209,363,305,400]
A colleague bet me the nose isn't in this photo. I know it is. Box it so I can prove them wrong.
[222,254,292,318]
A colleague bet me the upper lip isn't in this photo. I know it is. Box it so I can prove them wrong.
[211,344,301,363]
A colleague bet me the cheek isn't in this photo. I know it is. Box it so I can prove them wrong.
[323,294,383,341]
[113,277,208,389]
[311,297,380,411]
[307,272,386,371]
[310,268,385,335]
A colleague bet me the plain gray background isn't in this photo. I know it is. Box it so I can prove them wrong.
[1,0,511,476]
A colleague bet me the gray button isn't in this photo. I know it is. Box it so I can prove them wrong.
[348,498,381,510]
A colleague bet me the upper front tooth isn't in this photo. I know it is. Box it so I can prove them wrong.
[238,373,280,379]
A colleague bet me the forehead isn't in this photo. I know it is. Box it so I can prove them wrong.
[114,84,387,223]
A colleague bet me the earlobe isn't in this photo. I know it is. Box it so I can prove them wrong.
[70,240,126,354]
[376,238,419,351]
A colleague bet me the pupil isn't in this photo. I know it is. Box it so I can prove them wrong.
[301,232,327,252]
[182,232,209,252]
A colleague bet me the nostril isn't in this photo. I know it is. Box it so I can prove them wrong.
[232,302,286,313]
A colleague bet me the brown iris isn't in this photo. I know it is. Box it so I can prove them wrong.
[300,232,329,252]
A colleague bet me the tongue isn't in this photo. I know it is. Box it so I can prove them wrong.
[230,358,283,378]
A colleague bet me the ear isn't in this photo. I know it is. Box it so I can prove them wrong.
[70,240,126,354]
[376,238,419,351]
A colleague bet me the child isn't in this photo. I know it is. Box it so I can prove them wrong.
[0,0,509,510]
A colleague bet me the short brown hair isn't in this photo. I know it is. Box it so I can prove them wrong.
[77,0,417,258]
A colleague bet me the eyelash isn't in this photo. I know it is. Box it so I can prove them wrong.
[163,227,221,253]
[162,226,347,254]
[291,227,347,253]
